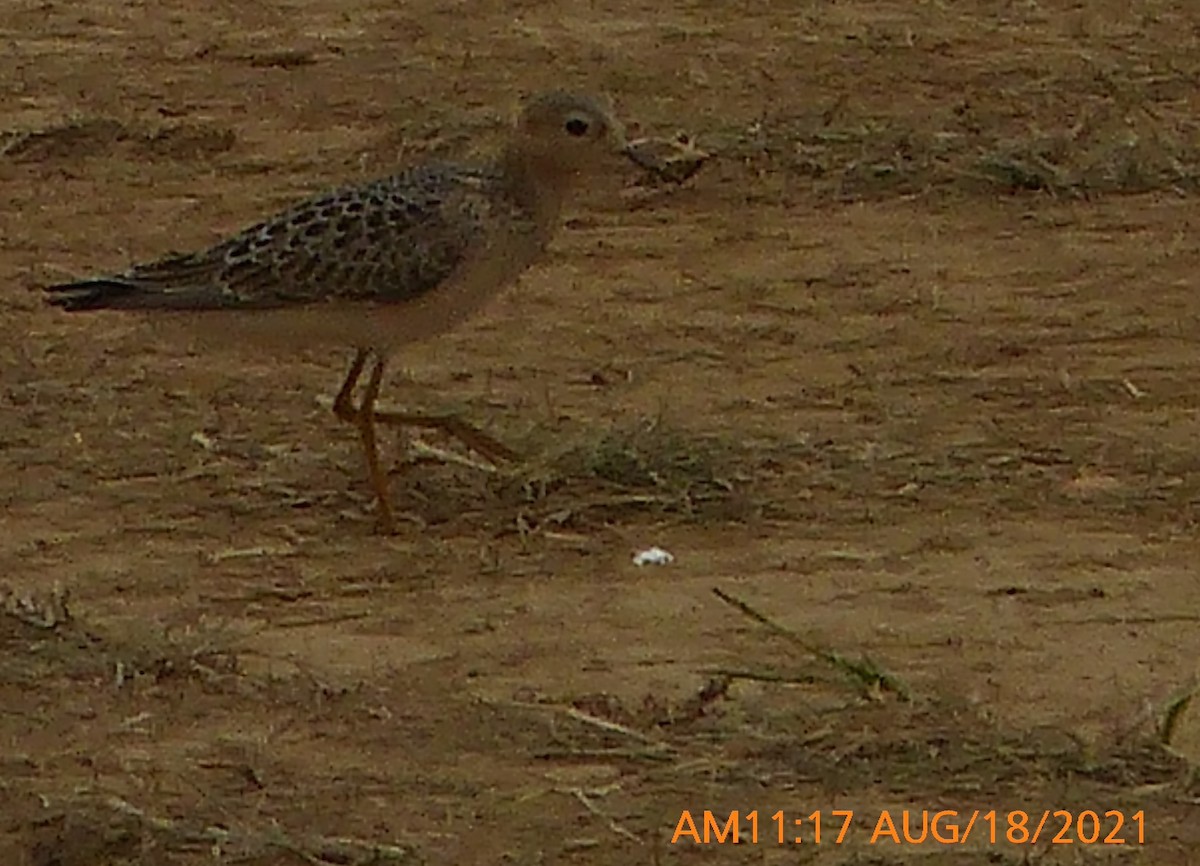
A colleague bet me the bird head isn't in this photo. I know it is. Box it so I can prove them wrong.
[510,90,632,181]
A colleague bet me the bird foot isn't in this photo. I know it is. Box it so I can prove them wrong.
[371,410,518,465]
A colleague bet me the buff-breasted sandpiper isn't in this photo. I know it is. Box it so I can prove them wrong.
[45,90,682,533]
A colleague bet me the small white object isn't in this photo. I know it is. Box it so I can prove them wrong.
[1121,378,1147,399]
[632,546,674,567]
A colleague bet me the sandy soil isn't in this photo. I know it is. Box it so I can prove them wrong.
[2,1,1199,864]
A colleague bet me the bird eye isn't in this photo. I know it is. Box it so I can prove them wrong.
[564,117,590,137]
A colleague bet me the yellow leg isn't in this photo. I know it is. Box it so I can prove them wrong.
[371,410,517,464]
[360,357,396,533]
[329,348,516,533]
[332,348,369,423]
[330,348,394,532]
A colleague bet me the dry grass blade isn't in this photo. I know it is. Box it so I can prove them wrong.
[494,417,745,528]
[711,587,912,700]
[564,787,641,844]
[488,697,677,762]
[1160,686,1199,749]
[100,796,421,865]
[1,583,71,629]
[565,706,657,744]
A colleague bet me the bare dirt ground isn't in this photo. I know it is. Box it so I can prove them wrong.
[3,1,1200,864]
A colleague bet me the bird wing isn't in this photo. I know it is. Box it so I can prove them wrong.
[45,164,495,312]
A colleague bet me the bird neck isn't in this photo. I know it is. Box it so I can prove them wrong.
[494,143,577,227]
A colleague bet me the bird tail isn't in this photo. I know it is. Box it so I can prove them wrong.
[44,252,230,311]
[43,241,238,312]
[44,278,150,312]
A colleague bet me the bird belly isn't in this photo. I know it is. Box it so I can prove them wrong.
[134,238,539,356]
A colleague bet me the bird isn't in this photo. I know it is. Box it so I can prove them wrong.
[44,90,653,533]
